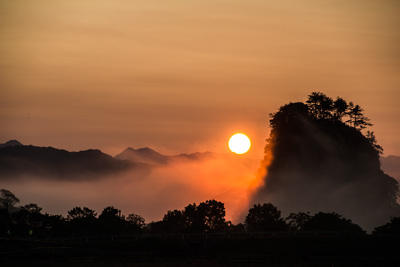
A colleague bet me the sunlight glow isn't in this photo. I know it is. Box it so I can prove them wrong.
[229,133,251,154]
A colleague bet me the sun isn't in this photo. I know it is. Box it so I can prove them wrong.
[229,133,251,154]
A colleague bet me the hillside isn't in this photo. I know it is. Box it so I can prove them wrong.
[251,93,400,231]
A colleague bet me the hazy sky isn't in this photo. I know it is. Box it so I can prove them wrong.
[1,0,399,158]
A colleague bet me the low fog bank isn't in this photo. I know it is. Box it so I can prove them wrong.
[3,154,259,223]
[249,102,400,232]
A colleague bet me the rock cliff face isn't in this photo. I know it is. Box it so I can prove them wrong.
[252,102,399,231]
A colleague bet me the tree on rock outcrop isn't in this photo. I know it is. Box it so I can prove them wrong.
[251,92,399,231]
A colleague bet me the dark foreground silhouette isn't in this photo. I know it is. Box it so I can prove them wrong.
[1,190,400,266]
[2,233,400,266]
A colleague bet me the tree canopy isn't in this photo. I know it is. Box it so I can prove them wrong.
[152,199,228,233]
[0,189,20,212]
[67,206,97,220]
[373,217,400,236]
[302,212,365,234]
[3,188,399,238]
[305,92,372,131]
[245,203,287,232]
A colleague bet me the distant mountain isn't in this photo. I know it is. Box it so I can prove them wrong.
[0,139,258,182]
[115,147,169,165]
[381,155,400,182]
[172,151,218,162]
[115,147,219,166]
[0,140,22,148]
[0,141,150,180]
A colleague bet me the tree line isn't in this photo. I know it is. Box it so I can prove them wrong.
[306,92,384,154]
[269,92,383,154]
[1,189,399,238]
[305,92,371,129]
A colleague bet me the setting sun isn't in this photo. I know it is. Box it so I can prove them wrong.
[229,133,251,154]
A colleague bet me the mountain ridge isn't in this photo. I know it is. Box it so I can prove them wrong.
[114,146,218,166]
[0,141,149,180]
[115,147,169,165]
[0,140,226,181]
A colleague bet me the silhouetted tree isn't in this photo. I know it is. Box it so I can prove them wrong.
[245,203,287,232]
[98,206,125,234]
[305,92,372,131]
[333,97,348,121]
[302,212,365,234]
[17,203,42,216]
[306,92,334,119]
[67,206,98,236]
[151,200,228,234]
[13,203,45,236]
[99,206,120,219]
[184,200,227,233]
[366,131,383,155]
[198,199,226,232]
[184,203,204,233]
[126,213,146,233]
[162,209,187,233]
[0,189,19,213]
[346,102,372,130]
[68,206,97,220]
[373,217,400,236]
[286,212,311,231]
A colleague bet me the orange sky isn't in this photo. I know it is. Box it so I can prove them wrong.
[1,0,399,158]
